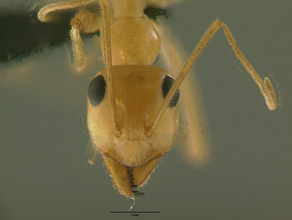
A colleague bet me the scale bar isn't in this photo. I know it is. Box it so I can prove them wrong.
[110,211,160,214]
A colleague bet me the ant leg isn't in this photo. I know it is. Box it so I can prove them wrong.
[148,19,277,135]
[70,19,86,72]
[38,0,100,72]
[70,9,101,72]
[38,0,96,22]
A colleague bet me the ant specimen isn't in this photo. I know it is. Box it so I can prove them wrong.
[38,0,277,198]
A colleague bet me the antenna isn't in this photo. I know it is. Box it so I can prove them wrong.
[100,0,121,136]
[147,19,277,136]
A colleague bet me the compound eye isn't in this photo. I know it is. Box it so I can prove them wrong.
[162,75,180,107]
[88,75,106,106]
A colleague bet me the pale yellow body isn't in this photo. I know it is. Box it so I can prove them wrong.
[87,0,179,197]
[39,0,180,197]
[105,0,161,65]
[88,66,178,167]
[87,66,179,196]
[38,0,277,198]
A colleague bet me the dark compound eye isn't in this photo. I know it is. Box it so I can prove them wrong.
[162,75,180,107]
[88,75,106,106]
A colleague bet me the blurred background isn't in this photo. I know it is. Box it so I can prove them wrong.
[0,0,291,219]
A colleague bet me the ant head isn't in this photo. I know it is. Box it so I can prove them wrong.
[87,65,179,197]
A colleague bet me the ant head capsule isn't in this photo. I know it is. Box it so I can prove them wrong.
[87,65,179,197]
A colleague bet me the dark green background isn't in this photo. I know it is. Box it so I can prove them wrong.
[0,0,291,219]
